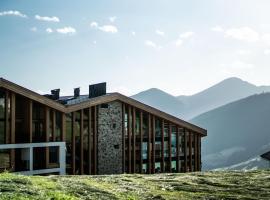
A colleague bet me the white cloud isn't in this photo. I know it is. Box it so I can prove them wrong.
[145,40,162,50]
[175,39,183,46]
[262,33,270,45]
[0,10,27,18]
[35,15,60,22]
[90,21,98,28]
[98,25,118,33]
[30,27,37,32]
[211,26,224,32]
[222,60,254,70]
[56,27,76,34]
[109,16,116,22]
[156,30,165,36]
[225,27,259,42]
[46,28,53,33]
[236,49,252,55]
[131,31,136,36]
[179,31,194,39]
[93,40,97,45]
[90,22,118,34]
[264,49,270,55]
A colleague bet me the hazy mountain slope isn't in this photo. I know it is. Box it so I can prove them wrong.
[179,77,270,119]
[214,156,269,171]
[131,88,186,118]
[191,93,270,170]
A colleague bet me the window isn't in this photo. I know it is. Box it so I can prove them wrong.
[142,142,148,160]
[0,91,5,144]
[32,103,45,142]
[171,126,177,157]
[65,113,72,167]
[55,111,62,141]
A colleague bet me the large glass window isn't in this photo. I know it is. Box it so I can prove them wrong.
[75,111,81,174]
[171,126,177,157]
[32,102,45,142]
[65,113,72,172]
[83,109,89,174]
[55,111,62,141]
[142,142,148,160]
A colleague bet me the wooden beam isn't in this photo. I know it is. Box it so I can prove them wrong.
[176,126,179,173]
[10,92,15,171]
[80,109,84,174]
[61,113,66,141]
[88,107,92,174]
[28,100,33,143]
[189,132,192,172]
[5,91,9,144]
[147,114,151,174]
[93,106,97,175]
[184,129,187,172]
[132,107,136,173]
[122,104,125,173]
[72,112,75,175]
[139,111,143,174]
[45,107,50,168]
[194,134,198,171]
[198,136,201,171]
[152,116,155,174]
[52,110,56,142]
[128,105,131,173]
[161,119,164,173]
[168,123,172,173]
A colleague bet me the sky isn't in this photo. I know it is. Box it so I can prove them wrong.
[1,0,270,96]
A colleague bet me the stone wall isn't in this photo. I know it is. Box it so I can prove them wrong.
[97,101,123,174]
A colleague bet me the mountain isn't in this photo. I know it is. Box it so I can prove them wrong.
[178,77,270,119]
[132,77,270,120]
[131,88,187,118]
[214,156,269,171]
[191,93,270,170]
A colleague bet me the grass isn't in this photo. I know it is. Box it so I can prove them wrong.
[0,170,270,199]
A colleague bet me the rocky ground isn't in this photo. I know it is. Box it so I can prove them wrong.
[0,170,270,199]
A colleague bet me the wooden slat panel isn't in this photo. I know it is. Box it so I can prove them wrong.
[152,116,155,174]
[93,106,97,175]
[168,123,172,173]
[72,112,76,175]
[139,110,143,174]
[5,91,9,144]
[88,107,92,174]
[194,134,198,171]
[161,119,164,173]
[189,132,192,172]
[176,126,179,173]
[28,100,32,143]
[122,104,125,173]
[132,107,136,173]
[147,114,151,174]
[61,113,66,141]
[52,110,56,142]
[80,109,84,174]
[45,107,50,168]
[128,106,131,173]
[10,92,16,171]
[184,129,187,172]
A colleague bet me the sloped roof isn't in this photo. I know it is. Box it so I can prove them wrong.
[0,78,207,136]
[261,151,270,161]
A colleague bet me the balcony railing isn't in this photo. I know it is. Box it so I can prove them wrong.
[0,142,66,175]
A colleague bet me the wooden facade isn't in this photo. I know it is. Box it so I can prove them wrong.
[0,78,206,175]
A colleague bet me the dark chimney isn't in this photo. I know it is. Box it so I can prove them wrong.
[89,82,106,98]
[74,87,80,98]
[51,89,60,100]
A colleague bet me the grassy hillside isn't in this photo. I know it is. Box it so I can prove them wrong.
[0,170,270,200]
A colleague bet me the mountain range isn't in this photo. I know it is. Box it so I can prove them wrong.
[131,77,270,170]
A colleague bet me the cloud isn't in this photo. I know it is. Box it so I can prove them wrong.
[179,31,194,39]
[156,30,165,36]
[235,49,252,55]
[0,10,27,18]
[264,49,270,55]
[35,15,60,22]
[211,26,224,32]
[90,21,98,28]
[109,16,116,22]
[262,34,270,45]
[90,22,118,33]
[98,25,118,33]
[131,31,136,36]
[224,27,259,42]
[175,39,183,46]
[46,28,53,33]
[221,60,254,71]
[30,27,37,32]
[56,27,76,34]
[145,40,162,50]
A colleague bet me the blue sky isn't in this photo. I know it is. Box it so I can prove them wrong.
[1,0,270,96]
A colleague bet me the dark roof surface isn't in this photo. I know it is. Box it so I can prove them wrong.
[261,151,270,161]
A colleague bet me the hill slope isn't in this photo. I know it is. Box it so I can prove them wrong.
[131,88,186,118]
[1,171,270,199]
[132,78,270,120]
[191,93,270,170]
